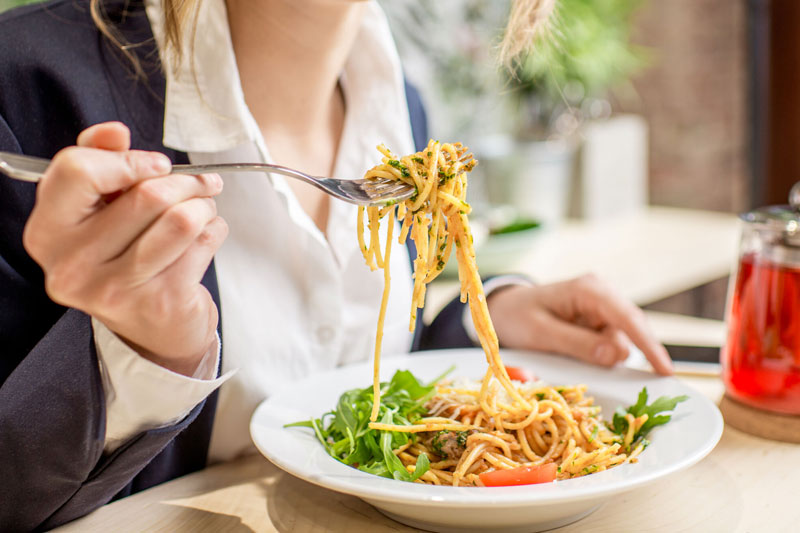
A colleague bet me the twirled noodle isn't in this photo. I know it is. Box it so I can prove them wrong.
[358,141,633,486]
[401,381,635,486]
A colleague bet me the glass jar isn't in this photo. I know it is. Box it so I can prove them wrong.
[722,184,800,414]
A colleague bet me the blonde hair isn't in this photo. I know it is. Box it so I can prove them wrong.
[500,0,556,67]
[90,0,201,77]
[91,0,554,74]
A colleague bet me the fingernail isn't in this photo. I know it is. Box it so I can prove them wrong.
[210,173,223,189]
[151,153,171,174]
[593,344,614,365]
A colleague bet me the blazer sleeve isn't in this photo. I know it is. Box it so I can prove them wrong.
[0,114,208,530]
[403,80,479,351]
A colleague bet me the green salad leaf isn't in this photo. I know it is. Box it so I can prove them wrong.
[609,387,688,452]
[285,367,453,482]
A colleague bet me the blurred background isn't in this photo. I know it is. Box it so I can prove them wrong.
[378,0,749,218]
[1,0,797,326]
[374,0,796,326]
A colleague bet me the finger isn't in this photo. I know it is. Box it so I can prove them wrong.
[114,198,219,284]
[86,172,223,262]
[602,327,631,365]
[531,312,629,367]
[38,147,173,223]
[580,281,674,375]
[604,306,672,375]
[158,216,229,285]
[76,122,131,151]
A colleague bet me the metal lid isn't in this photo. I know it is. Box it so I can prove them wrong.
[740,182,800,247]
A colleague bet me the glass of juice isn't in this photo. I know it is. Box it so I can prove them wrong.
[722,200,800,415]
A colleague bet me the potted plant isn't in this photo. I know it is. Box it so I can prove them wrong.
[503,0,648,223]
[381,0,648,225]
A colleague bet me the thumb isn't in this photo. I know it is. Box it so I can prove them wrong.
[77,121,131,151]
[534,313,629,367]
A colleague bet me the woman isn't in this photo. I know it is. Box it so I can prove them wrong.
[0,0,672,529]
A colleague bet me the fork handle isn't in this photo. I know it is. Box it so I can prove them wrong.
[172,163,318,185]
[0,151,319,185]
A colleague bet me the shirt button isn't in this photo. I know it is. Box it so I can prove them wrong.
[316,326,335,344]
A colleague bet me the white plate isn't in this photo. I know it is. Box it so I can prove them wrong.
[250,349,723,533]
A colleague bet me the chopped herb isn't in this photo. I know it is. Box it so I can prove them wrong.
[588,425,599,443]
[387,159,410,178]
[535,392,545,401]
[411,156,424,164]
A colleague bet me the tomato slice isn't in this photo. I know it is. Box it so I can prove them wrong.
[505,365,534,383]
[479,463,557,487]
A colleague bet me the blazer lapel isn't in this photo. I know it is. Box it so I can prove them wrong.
[98,2,222,489]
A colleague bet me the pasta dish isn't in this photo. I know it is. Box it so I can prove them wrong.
[288,141,686,487]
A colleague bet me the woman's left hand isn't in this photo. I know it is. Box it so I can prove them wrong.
[487,274,674,375]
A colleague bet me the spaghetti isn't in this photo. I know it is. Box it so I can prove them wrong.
[357,141,642,486]
[387,378,644,486]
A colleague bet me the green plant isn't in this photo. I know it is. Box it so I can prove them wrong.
[380,0,648,141]
[0,0,43,13]
[510,0,648,137]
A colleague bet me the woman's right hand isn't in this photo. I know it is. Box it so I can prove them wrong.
[22,122,228,376]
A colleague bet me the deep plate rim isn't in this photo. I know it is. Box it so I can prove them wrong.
[250,348,723,508]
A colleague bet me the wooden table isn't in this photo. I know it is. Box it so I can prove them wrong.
[424,205,741,323]
[57,372,800,533]
[59,207,796,532]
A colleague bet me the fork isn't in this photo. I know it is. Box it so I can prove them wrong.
[0,151,415,206]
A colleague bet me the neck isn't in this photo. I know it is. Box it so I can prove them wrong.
[226,0,366,137]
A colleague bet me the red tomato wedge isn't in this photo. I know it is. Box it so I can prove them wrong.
[479,463,557,487]
[505,365,535,383]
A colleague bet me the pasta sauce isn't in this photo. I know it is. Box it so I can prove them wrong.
[723,253,800,414]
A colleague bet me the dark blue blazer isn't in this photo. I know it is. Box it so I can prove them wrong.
[0,0,473,529]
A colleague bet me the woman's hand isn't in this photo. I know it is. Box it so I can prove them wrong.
[487,274,673,375]
[23,122,228,376]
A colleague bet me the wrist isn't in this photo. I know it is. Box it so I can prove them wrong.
[117,334,216,377]
[487,283,532,320]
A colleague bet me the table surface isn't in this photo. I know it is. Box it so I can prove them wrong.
[424,206,741,323]
[58,208,791,533]
[57,375,800,533]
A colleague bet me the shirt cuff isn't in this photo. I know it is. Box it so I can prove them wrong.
[462,275,535,346]
[92,318,233,453]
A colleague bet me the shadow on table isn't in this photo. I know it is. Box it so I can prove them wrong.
[262,445,744,533]
[552,448,743,532]
[107,503,257,533]
[263,470,419,532]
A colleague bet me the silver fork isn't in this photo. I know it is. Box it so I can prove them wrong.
[0,151,415,206]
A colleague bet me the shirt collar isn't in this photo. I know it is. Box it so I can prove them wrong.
[145,0,415,159]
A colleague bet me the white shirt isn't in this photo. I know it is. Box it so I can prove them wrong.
[98,0,415,461]
[96,0,527,462]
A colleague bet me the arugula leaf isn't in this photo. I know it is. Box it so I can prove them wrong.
[609,387,688,452]
[285,368,447,483]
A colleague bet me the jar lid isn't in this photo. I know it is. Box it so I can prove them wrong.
[741,182,800,247]
[741,205,800,229]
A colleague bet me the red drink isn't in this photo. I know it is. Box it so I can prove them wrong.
[723,253,800,414]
